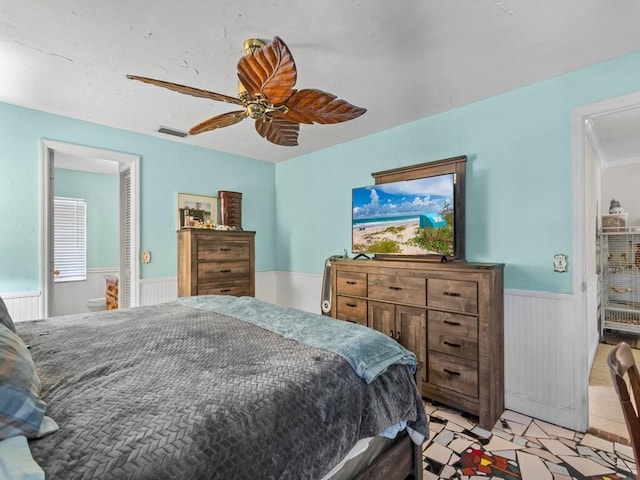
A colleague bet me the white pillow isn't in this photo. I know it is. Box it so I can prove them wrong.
[0,435,44,480]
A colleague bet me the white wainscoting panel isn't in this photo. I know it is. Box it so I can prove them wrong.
[274,271,323,315]
[504,288,588,432]
[139,277,178,306]
[52,268,118,316]
[256,271,277,304]
[3,291,42,322]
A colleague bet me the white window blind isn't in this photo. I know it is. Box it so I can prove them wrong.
[54,196,87,282]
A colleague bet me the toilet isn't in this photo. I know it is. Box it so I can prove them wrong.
[87,297,106,312]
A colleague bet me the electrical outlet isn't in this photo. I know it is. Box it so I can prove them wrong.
[142,250,151,264]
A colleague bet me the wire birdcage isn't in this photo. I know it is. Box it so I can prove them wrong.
[602,232,640,333]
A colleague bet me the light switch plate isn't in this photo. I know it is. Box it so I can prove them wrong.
[142,250,151,264]
[553,253,567,272]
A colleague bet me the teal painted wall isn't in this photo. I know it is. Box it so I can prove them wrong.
[274,50,640,294]
[0,103,275,293]
[54,168,119,269]
[3,50,640,296]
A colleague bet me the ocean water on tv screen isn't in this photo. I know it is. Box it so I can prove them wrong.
[352,176,454,256]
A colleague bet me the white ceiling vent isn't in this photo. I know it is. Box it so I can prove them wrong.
[157,126,188,138]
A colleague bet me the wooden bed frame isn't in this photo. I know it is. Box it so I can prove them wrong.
[354,433,423,480]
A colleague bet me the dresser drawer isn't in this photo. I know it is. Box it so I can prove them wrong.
[198,261,250,282]
[336,271,367,297]
[429,310,477,340]
[429,312,477,361]
[428,332,477,361]
[197,240,249,261]
[428,351,478,398]
[336,296,367,325]
[197,278,251,296]
[427,279,477,314]
[368,274,426,305]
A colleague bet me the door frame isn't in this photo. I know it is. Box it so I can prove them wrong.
[573,90,640,313]
[40,139,141,317]
[572,90,640,430]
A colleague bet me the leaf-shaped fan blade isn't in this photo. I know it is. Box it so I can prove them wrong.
[189,110,248,135]
[127,75,243,106]
[255,116,299,146]
[279,89,366,124]
[237,37,296,105]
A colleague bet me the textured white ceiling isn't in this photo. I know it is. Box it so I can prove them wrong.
[589,107,640,169]
[1,0,640,163]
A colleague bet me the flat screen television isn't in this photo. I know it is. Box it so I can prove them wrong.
[352,172,465,261]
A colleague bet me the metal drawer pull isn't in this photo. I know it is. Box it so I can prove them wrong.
[443,320,461,326]
[220,248,232,251]
[389,286,402,291]
[220,289,232,293]
[443,291,461,297]
[395,330,401,340]
[444,341,461,348]
[389,330,395,338]
[346,281,357,285]
[444,369,461,376]
[220,269,231,273]
[346,303,358,308]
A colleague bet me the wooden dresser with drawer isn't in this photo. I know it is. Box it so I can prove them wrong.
[177,229,255,297]
[330,258,503,429]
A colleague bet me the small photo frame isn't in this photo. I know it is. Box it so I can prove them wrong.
[178,193,218,228]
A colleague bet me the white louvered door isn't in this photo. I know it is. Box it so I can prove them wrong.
[120,167,132,308]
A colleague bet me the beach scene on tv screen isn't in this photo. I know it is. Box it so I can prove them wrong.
[352,174,454,256]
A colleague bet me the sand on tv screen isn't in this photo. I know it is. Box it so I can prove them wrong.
[352,174,455,256]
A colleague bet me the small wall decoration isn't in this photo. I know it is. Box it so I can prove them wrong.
[177,193,218,229]
[553,253,568,273]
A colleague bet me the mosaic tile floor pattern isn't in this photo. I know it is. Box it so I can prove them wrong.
[422,401,637,479]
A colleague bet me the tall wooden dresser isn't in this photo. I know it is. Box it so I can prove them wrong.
[330,258,504,429]
[178,229,255,297]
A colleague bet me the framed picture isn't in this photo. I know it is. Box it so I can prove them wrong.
[178,193,218,228]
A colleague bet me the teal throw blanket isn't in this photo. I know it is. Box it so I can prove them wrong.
[177,296,416,384]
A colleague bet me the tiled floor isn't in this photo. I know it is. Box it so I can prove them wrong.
[422,400,637,479]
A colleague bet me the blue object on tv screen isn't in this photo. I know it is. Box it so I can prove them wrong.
[352,174,457,258]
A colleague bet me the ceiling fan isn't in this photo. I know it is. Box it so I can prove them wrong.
[127,37,366,146]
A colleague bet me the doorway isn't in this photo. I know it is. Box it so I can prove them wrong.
[574,91,640,438]
[40,140,140,317]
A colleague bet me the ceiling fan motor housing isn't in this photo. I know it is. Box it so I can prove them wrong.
[246,102,266,119]
[243,38,266,55]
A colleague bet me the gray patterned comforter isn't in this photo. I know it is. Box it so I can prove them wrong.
[18,300,427,480]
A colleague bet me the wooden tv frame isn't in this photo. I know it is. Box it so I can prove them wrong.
[370,155,467,262]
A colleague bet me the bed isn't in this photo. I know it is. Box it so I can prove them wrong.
[1,295,427,480]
